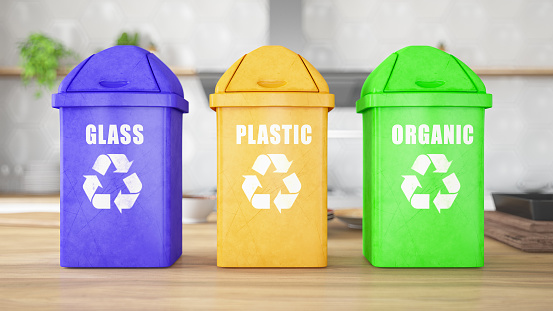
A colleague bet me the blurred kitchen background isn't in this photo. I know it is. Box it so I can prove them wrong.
[1,0,552,210]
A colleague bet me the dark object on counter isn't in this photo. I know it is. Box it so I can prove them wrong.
[334,208,362,229]
[485,211,553,252]
[492,193,553,221]
[328,209,335,221]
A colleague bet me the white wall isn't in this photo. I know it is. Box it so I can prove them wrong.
[0,0,269,69]
[0,0,552,206]
[302,0,553,69]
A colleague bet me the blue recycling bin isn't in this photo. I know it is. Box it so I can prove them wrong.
[52,46,188,267]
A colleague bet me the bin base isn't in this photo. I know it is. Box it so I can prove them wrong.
[364,255,483,268]
[60,253,182,268]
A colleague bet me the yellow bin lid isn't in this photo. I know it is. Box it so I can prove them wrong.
[210,46,334,111]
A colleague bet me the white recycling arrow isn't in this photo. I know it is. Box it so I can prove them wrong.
[92,193,110,209]
[252,154,271,176]
[443,173,460,193]
[268,154,293,173]
[123,173,142,193]
[411,194,429,209]
[411,154,431,176]
[401,175,421,200]
[428,154,452,173]
[283,173,301,193]
[84,154,142,213]
[114,191,140,213]
[242,175,261,201]
[92,154,111,176]
[252,193,270,210]
[242,153,301,213]
[402,153,460,214]
[108,154,133,173]
[433,192,457,213]
[83,175,102,201]
[274,191,298,213]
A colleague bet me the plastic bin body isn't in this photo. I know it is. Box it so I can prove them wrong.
[52,46,188,267]
[210,46,334,267]
[356,46,492,267]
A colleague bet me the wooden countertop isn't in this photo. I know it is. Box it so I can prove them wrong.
[1,212,553,310]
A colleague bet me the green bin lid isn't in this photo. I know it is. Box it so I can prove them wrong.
[356,46,492,113]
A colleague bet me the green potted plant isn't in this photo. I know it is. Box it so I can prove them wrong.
[115,32,158,55]
[18,33,76,98]
[116,32,140,46]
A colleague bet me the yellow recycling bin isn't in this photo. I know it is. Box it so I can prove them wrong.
[210,46,334,267]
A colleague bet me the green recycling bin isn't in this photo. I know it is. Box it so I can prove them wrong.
[356,46,492,267]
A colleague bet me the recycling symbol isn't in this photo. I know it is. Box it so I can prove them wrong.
[82,154,142,213]
[242,154,301,213]
[401,154,460,213]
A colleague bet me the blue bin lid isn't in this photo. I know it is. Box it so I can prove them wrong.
[53,46,188,113]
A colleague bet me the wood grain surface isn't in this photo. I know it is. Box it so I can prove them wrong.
[485,211,553,252]
[1,212,553,310]
[485,220,553,252]
[485,211,553,233]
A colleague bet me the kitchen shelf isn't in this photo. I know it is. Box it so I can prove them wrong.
[0,66,196,77]
[471,68,553,76]
[3,67,553,77]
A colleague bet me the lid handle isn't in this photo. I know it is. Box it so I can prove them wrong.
[257,80,287,88]
[99,80,130,88]
[415,80,445,88]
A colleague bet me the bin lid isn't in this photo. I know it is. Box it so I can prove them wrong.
[356,46,492,112]
[53,46,188,113]
[210,46,334,110]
